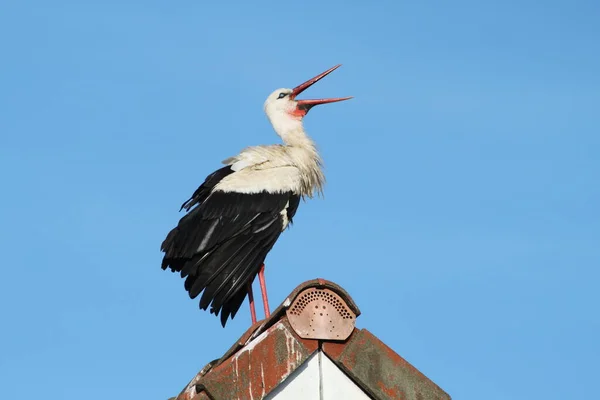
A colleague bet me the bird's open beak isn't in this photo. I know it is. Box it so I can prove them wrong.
[290,65,352,112]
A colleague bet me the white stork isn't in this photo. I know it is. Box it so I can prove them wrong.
[161,65,351,327]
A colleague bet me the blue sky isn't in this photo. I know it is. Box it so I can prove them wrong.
[1,1,598,398]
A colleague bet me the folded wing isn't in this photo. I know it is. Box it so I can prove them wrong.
[161,165,301,326]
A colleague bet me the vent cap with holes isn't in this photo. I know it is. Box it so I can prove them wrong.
[286,285,357,341]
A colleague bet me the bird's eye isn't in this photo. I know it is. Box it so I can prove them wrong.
[277,92,288,99]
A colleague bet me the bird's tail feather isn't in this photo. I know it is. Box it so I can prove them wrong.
[198,239,259,309]
[214,231,281,325]
[165,220,282,326]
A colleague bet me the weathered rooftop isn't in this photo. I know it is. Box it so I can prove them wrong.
[169,279,451,400]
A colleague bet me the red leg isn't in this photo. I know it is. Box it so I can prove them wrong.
[248,281,257,325]
[258,263,270,318]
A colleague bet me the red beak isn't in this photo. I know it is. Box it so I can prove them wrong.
[290,65,352,112]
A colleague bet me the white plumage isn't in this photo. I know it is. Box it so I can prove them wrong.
[218,144,324,197]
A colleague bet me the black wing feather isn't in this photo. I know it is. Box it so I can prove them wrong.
[161,166,300,327]
[179,166,234,212]
[287,194,301,224]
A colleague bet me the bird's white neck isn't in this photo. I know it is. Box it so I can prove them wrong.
[267,114,304,143]
[269,113,315,149]
[263,112,325,196]
[281,126,315,149]
[270,116,325,197]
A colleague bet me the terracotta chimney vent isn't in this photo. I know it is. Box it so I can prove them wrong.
[286,287,356,340]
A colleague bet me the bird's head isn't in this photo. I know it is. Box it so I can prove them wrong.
[264,65,352,136]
